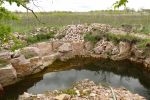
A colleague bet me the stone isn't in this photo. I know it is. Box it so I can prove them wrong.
[32,42,53,56]
[144,58,150,69]
[0,64,17,87]
[10,55,31,77]
[55,94,71,100]
[93,46,104,54]
[42,53,60,67]
[0,51,12,62]
[52,41,63,51]
[58,43,72,53]
[84,41,94,51]
[71,41,85,55]
[29,57,43,74]
[111,42,131,60]
[0,84,3,94]
[119,42,131,55]
[12,49,21,58]
[20,47,40,59]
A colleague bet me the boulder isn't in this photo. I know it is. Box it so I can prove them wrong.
[32,42,53,56]
[0,64,17,87]
[52,41,63,51]
[71,41,85,55]
[11,55,45,77]
[0,84,3,94]
[144,58,150,69]
[58,43,72,53]
[10,55,31,77]
[111,42,131,60]
[84,41,94,51]
[20,47,40,59]
[42,53,60,67]
[55,94,71,100]
[0,51,12,62]
[29,57,43,74]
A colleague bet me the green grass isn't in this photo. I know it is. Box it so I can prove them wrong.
[106,33,141,43]
[2,11,150,33]
[26,32,55,44]
[84,32,101,43]
[62,89,77,96]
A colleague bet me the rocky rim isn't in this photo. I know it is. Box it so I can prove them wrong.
[0,23,150,99]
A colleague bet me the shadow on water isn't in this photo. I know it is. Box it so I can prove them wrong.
[1,57,150,100]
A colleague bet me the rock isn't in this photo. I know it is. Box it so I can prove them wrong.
[32,42,53,56]
[119,42,131,55]
[12,49,21,58]
[10,55,31,77]
[111,42,131,60]
[55,94,71,100]
[42,53,60,67]
[0,84,3,94]
[93,46,105,54]
[84,41,94,51]
[29,57,43,74]
[144,58,150,69]
[71,41,85,55]
[0,64,17,87]
[132,46,145,59]
[20,47,40,59]
[19,92,32,100]
[52,41,63,51]
[0,51,12,62]
[58,43,72,53]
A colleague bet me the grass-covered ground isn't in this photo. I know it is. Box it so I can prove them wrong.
[2,11,150,34]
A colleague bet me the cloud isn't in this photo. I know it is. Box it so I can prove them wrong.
[3,0,150,12]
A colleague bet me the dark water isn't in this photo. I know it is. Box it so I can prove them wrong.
[1,57,150,100]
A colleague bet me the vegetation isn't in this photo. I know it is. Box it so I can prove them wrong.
[26,32,55,44]
[62,89,77,96]
[2,11,150,34]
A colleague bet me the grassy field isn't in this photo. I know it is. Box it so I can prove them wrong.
[2,11,150,33]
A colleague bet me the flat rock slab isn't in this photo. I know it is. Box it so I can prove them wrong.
[0,65,17,87]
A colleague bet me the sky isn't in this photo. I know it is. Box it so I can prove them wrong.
[4,0,150,12]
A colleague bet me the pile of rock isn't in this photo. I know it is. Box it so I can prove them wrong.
[19,79,145,100]
[0,27,57,50]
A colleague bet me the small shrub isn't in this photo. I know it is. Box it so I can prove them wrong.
[11,40,26,51]
[106,33,141,44]
[84,33,100,43]
[62,89,77,96]
[26,32,55,44]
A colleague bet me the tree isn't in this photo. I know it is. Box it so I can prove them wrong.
[113,0,128,8]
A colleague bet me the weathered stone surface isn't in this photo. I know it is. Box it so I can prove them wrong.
[42,53,60,67]
[71,41,85,55]
[10,55,31,77]
[55,94,71,100]
[29,57,43,74]
[144,58,150,69]
[32,42,53,56]
[20,47,40,59]
[84,41,94,51]
[0,64,17,87]
[58,43,72,53]
[52,41,63,51]
[0,51,12,61]
[111,42,131,60]
[0,84,3,94]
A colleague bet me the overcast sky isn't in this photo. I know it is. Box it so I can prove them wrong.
[4,0,150,12]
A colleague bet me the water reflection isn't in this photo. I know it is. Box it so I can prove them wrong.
[1,57,150,100]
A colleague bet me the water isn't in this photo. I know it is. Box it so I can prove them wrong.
[1,57,150,100]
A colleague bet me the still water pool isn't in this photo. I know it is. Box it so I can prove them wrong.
[1,58,150,100]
